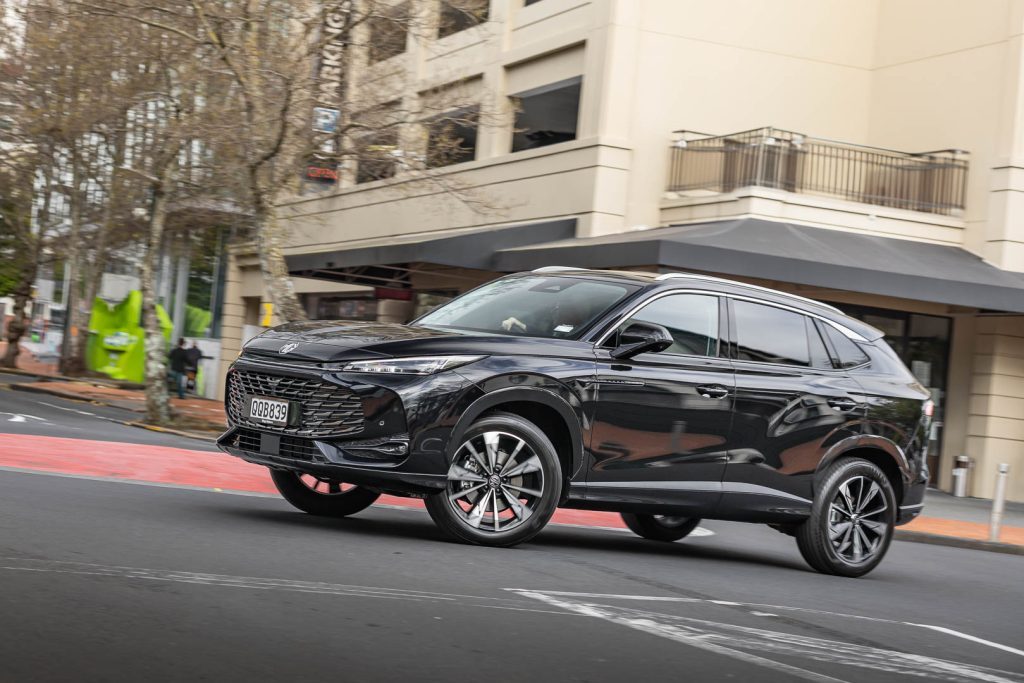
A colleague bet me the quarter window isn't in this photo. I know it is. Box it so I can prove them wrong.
[823,324,870,368]
[613,294,719,357]
[733,301,810,366]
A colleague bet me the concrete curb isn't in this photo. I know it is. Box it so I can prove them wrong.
[894,529,1024,555]
[8,383,222,443]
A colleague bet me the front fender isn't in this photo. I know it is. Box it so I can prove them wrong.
[447,385,586,478]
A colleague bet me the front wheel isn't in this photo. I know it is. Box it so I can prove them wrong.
[425,413,562,548]
[795,458,896,577]
[270,468,380,517]
[621,513,702,542]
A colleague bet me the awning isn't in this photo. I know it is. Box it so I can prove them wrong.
[494,218,1024,313]
[287,219,576,288]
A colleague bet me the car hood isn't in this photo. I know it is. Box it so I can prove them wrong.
[239,319,594,363]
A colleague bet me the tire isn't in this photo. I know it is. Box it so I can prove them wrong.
[425,413,562,548]
[796,458,896,577]
[621,513,702,542]
[270,468,381,517]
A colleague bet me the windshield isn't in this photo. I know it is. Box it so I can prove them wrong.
[417,276,639,340]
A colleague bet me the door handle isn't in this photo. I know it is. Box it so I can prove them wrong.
[827,398,859,412]
[697,385,729,400]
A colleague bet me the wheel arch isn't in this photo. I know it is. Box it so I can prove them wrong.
[449,387,584,501]
[816,436,910,504]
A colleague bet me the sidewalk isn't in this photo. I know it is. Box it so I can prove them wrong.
[0,341,60,376]
[3,369,1022,553]
[10,378,227,435]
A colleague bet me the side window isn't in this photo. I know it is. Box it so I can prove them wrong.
[807,319,834,369]
[612,294,719,357]
[733,300,810,366]
[823,324,871,368]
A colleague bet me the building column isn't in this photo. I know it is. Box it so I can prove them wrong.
[967,315,1024,501]
[215,250,246,400]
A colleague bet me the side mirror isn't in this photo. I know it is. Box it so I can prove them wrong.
[610,322,674,360]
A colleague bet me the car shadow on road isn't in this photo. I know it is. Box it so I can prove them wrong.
[205,502,811,573]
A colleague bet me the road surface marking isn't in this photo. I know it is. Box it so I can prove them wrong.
[505,590,1024,661]
[909,624,1024,659]
[514,590,850,683]
[511,590,1024,683]
[1,412,46,423]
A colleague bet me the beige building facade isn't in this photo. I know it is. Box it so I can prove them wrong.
[219,0,1024,501]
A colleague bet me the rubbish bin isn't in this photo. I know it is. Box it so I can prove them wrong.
[952,455,973,497]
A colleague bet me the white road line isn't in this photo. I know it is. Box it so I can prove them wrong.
[515,590,851,683]
[909,624,1024,659]
[503,589,1024,661]
[512,591,1024,683]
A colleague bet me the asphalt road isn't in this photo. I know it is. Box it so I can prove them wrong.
[1,373,1023,682]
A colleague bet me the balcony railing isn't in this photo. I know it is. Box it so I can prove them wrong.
[667,127,968,216]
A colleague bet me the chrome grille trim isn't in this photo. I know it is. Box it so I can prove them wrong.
[226,371,364,438]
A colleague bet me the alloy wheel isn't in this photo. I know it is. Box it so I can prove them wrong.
[297,474,358,496]
[828,475,890,564]
[444,430,545,534]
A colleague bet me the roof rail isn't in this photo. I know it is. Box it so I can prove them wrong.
[655,272,843,314]
[532,266,587,273]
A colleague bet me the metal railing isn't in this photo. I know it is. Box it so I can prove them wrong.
[667,127,968,216]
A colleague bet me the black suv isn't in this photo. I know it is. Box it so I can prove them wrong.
[219,268,930,577]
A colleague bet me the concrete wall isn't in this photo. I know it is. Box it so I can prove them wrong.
[968,316,1024,501]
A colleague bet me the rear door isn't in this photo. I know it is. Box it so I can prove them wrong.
[722,299,866,517]
[587,292,735,515]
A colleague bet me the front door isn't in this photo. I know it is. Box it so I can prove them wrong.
[722,299,866,518]
[587,293,735,515]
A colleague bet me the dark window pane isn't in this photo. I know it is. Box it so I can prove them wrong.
[426,106,479,167]
[511,77,581,152]
[808,319,833,369]
[617,294,719,357]
[823,324,870,369]
[369,3,408,63]
[356,130,399,184]
[438,0,488,38]
[734,301,810,366]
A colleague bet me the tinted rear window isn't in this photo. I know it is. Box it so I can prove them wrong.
[733,301,810,366]
[823,324,870,368]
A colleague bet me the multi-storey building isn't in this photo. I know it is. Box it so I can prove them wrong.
[218,0,1024,501]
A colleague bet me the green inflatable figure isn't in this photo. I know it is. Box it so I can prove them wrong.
[85,291,173,384]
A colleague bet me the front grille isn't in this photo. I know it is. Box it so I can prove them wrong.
[231,427,320,462]
[226,370,364,438]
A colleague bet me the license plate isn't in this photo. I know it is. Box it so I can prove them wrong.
[248,396,291,426]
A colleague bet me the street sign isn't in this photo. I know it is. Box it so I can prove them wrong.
[313,107,340,134]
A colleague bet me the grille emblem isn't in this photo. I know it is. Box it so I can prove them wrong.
[279,342,299,355]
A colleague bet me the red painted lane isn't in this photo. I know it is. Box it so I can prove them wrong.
[0,434,627,529]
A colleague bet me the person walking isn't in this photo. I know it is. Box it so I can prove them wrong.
[168,338,188,400]
[184,340,203,393]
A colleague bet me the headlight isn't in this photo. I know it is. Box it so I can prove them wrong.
[340,356,484,375]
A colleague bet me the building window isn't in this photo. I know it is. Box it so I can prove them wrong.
[523,0,544,5]
[438,0,488,38]
[368,2,409,63]
[355,129,400,184]
[426,106,479,167]
[510,76,581,153]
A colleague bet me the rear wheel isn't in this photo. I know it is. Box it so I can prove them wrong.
[796,458,896,577]
[425,413,562,548]
[270,468,380,517]
[621,513,702,542]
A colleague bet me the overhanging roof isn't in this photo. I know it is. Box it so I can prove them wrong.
[494,218,1024,313]
[287,219,576,288]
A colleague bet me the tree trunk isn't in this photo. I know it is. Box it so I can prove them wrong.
[1,256,36,369]
[140,164,177,425]
[60,151,86,375]
[256,203,307,323]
